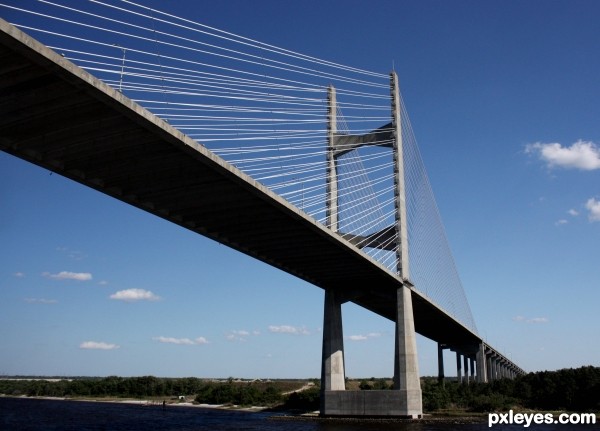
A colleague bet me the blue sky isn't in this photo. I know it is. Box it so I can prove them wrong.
[1,0,599,378]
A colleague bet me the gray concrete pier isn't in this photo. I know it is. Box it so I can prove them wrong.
[437,343,445,385]
[320,283,422,418]
[392,285,423,417]
[321,289,346,393]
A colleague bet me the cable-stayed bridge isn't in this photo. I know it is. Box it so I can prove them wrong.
[0,1,524,417]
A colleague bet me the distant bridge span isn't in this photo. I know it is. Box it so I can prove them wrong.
[1,18,523,417]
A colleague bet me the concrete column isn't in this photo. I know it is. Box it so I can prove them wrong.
[321,289,345,392]
[463,354,470,384]
[476,343,487,383]
[390,72,410,280]
[456,352,462,383]
[437,343,445,386]
[326,85,338,232]
[470,357,476,381]
[391,69,413,392]
[391,71,421,418]
[319,290,350,417]
[393,285,422,418]
[486,356,493,381]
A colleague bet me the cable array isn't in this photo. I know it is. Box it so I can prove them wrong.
[400,96,478,333]
[0,0,476,333]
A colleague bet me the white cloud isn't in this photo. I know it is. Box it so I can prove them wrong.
[98,280,109,286]
[80,341,119,350]
[154,336,194,345]
[24,298,58,304]
[347,332,382,341]
[568,209,579,217]
[585,198,600,222]
[226,330,257,342]
[109,288,160,302]
[43,271,92,281]
[555,219,568,226]
[348,335,368,341]
[526,140,600,170]
[153,336,208,345]
[14,272,25,278]
[268,325,310,335]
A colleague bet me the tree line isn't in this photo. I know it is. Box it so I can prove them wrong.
[423,365,600,412]
[1,366,598,412]
[0,376,295,402]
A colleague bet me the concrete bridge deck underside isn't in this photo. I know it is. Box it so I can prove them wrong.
[0,19,481,350]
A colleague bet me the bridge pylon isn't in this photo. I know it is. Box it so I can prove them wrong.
[320,72,422,418]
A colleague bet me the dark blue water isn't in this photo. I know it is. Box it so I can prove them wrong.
[0,397,595,430]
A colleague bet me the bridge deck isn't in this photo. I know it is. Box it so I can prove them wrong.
[0,18,480,349]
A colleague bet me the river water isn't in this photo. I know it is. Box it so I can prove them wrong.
[0,397,594,430]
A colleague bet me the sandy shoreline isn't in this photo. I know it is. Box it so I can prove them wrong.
[1,394,273,412]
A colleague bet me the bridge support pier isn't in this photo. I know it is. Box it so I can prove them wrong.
[470,357,476,382]
[476,343,488,383]
[392,285,422,417]
[456,352,462,383]
[437,343,445,386]
[487,356,495,381]
[320,285,422,418]
[320,289,346,396]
